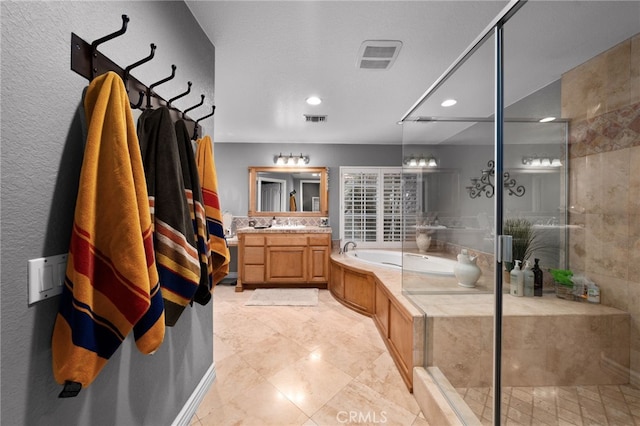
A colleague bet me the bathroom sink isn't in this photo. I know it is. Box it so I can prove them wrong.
[271,224,306,229]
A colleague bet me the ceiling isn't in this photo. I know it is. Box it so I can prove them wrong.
[185,1,640,146]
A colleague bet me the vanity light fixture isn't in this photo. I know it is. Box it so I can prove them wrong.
[441,99,457,107]
[404,154,437,167]
[275,153,310,166]
[522,155,562,167]
[306,96,322,106]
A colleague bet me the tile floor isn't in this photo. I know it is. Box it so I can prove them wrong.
[192,284,428,426]
[458,384,640,425]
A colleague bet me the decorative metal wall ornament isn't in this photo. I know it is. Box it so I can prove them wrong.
[466,160,525,199]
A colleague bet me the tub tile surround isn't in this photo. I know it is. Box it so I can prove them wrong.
[563,32,640,387]
[410,292,630,389]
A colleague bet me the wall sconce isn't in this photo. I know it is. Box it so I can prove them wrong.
[522,156,562,167]
[466,160,525,199]
[403,154,437,167]
[275,153,310,166]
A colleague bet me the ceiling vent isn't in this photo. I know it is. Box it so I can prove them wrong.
[304,115,327,123]
[357,40,402,70]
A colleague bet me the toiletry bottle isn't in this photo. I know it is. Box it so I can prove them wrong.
[271,216,277,227]
[510,260,523,297]
[532,258,543,297]
[523,261,534,297]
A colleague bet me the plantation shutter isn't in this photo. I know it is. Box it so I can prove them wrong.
[342,170,379,242]
[341,167,418,246]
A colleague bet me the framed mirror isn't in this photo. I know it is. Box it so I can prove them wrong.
[248,166,329,217]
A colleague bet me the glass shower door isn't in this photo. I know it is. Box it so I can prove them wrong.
[400,24,501,424]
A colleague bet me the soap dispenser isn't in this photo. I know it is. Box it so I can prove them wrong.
[532,258,543,297]
[523,261,534,297]
[510,260,523,297]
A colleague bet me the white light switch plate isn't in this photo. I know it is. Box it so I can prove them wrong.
[28,254,67,304]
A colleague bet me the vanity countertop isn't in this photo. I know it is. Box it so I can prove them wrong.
[237,226,332,234]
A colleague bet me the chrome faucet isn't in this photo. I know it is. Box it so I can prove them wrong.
[342,241,357,253]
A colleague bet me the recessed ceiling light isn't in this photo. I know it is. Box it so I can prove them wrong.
[539,116,556,123]
[306,96,322,106]
[441,99,457,107]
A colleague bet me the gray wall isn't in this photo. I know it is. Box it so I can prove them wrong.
[213,143,403,239]
[1,2,215,425]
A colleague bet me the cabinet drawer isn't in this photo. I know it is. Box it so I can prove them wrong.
[266,235,307,246]
[243,265,264,283]
[243,235,265,246]
[244,246,264,264]
[308,234,330,246]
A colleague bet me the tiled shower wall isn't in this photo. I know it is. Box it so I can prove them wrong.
[563,33,640,387]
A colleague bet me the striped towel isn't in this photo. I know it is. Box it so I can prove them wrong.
[175,120,212,304]
[195,135,230,288]
[52,71,165,393]
[138,107,201,326]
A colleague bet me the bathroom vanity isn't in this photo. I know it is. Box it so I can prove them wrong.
[236,227,332,292]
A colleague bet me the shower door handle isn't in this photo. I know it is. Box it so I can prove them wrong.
[497,235,512,263]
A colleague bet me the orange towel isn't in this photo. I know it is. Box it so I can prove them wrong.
[195,136,230,287]
[52,72,164,394]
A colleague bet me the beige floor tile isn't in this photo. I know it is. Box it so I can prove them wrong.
[355,351,421,415]
[237,332,310,378]
[199,285,421,425]
[311,380,417,426]
[411,414,431,426]
[309,331,385,379]
[213,334,235,363]
[268,354,354,417]
[199,380,309,426]
[195,355,266,419]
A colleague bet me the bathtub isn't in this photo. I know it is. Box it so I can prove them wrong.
[346,249,456,277]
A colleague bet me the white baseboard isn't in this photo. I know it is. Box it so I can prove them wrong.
[171,363,216,426]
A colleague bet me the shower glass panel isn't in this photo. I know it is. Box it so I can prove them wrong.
[401,1,638,424]
[401,29,497,422]
[499,2,639,425]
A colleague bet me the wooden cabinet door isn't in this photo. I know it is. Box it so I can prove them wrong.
[389,302,413,374]
[308,245,329,282]
[265,246,307,282]
[374,283,390,338]
[343,268,375,314]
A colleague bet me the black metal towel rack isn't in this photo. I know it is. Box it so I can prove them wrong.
[70,14,215,140]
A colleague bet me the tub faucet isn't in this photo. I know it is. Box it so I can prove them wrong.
[342,241,357,253]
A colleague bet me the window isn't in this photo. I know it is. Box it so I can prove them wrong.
[340,167,418,247]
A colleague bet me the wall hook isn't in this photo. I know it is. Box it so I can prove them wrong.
[90,14,129,79]
[167,81,192,108]
[130,91,145,109]
[147,64,177,109]
[192,106,216,140]
[182,94,205,119]
[123,43,156,90]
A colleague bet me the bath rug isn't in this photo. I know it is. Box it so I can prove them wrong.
[245,288,318,306]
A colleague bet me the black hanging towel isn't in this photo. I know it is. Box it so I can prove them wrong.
[137,107,200,326]
[175,120,213,305]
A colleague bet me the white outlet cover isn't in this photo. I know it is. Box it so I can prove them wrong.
[28,254,67,305]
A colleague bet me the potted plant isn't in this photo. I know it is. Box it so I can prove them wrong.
[503,218,537,282]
